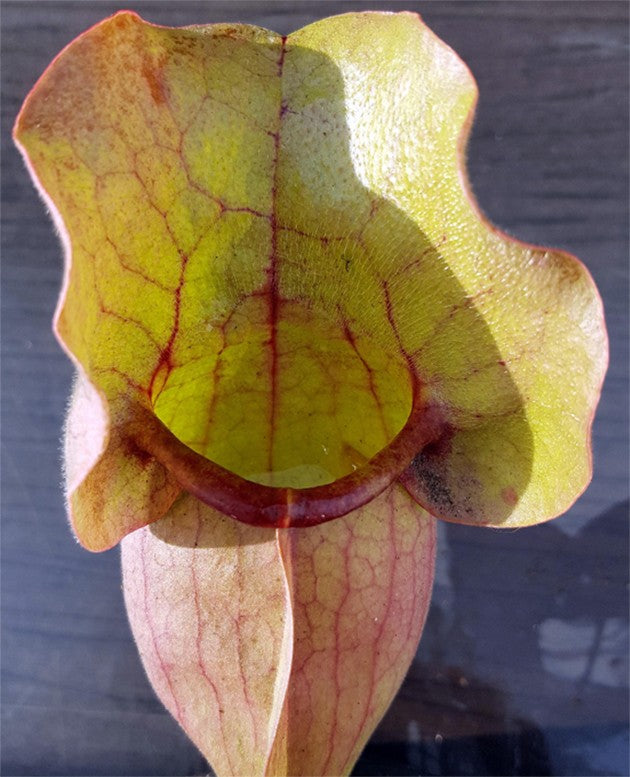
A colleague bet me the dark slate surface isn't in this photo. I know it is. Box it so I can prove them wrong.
[2,2,628,775]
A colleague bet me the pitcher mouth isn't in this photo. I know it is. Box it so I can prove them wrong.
[121,292,446,528]
[127,383,444,528]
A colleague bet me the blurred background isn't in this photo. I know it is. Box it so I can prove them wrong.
[2,2,628,775]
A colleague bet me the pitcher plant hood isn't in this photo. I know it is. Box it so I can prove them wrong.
[13,10,607,550]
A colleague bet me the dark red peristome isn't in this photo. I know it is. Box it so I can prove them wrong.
[127,388,445,529]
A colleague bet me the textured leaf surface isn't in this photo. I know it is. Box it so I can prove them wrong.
[15,11,606,542]
[122,485,435,776]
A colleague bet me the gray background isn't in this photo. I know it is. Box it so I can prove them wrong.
[2,2,628,775]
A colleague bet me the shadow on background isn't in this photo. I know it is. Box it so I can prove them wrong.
[356,500,629,776]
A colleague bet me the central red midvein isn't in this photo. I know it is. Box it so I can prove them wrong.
[267,35,287,481]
